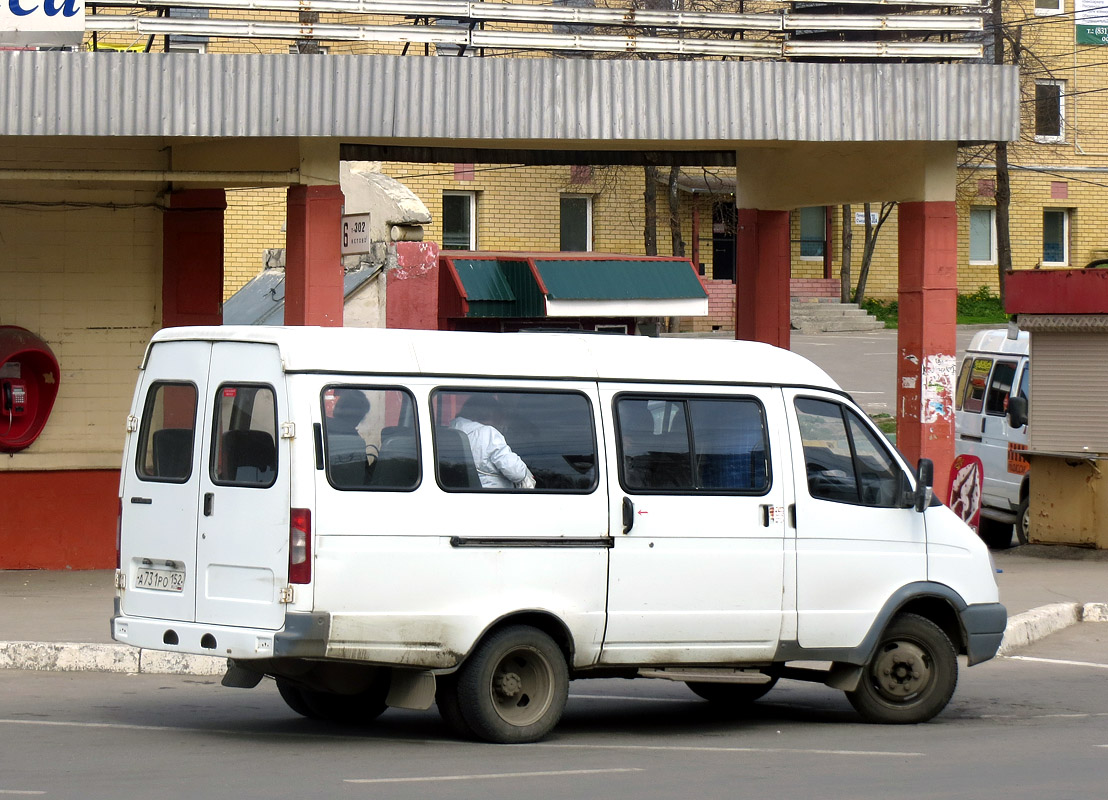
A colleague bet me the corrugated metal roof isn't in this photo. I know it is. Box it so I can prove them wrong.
[0,52,1019,144]
[222,266,380,325]
[451,259,517,303]
[534,259,707,301]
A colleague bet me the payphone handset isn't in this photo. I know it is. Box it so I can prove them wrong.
[2,378,28,416]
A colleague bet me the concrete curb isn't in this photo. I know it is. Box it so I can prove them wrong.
[0,641,225,675]
[2,603,1106,675]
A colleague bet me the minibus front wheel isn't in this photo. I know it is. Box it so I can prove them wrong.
[847,613,957,724]
[453,625,569,744]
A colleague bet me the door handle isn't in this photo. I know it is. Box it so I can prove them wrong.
[622,497,634,534]
[129,497,152,505]
[759,504,770,527]
[203,492,215,517]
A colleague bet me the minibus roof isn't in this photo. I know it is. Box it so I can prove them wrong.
[966,328,1029,357]
[149,326,841,390]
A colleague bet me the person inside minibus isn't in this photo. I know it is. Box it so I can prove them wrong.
[451,394,536,489]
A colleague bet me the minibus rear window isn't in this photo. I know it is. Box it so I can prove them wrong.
[136,382,198,483]
[211,384,278,488]
[321,386,420,491]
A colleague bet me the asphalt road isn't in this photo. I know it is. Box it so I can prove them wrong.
[2,629,1106,800]
[791,326,990,416]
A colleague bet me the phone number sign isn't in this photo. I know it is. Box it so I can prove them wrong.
[1077,0,1108,44]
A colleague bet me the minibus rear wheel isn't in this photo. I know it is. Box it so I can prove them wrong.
[847,613,957,724]
[275,677,389,724]
[454,625,569,744]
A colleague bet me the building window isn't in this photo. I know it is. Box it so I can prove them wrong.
[1042,209,1070,266]
[798,206,826,259]
[969,206,996,265]
[1035,81,1064,142]
[560,195,592,252]
[442,192,477,250]
[712,201,736,281]
[1034,0,1062,15]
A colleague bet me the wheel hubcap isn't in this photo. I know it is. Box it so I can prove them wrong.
[872,641,932,701]
[489,647,553,727]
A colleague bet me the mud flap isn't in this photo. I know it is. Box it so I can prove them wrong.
[386,669,436,710]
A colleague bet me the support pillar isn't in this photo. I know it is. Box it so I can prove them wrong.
[897,201,958,501]
[286,184,344,326]
[735,208,791,349]
[162,189,226,328]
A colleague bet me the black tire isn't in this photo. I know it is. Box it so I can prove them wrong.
[686,677,778,707]
[978,516,1014,550]
[455,625,569,744]
[435,673,474,739]
[847,613,957,724]
[1016,497,1030,545]
[275,675,390,724]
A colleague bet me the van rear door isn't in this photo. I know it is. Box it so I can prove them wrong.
[194,342,290,630]
[120,340,211,624]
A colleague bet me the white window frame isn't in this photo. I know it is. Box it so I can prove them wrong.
[1035,80,1065,143]
[442,191,477,250]
[559,193,593,252]
[1034,0,1062,15]
[1042,208,1070,267]
[968,206,997,265]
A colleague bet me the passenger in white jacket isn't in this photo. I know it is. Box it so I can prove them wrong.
[451,395,536,489]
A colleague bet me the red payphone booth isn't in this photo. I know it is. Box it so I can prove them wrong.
[0,326,61,453]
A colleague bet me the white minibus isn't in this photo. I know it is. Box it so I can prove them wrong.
[112,326,1005,743]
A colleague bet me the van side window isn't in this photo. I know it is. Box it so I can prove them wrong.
[985,360,1018,416]
[616,395,770,494]
[955,357,972,411]
[795,397,908,508]
[963,357,993,414]
[431,390,597,492]
[321,386,419,491]
[136,382,198,483]
[211,384,278,488]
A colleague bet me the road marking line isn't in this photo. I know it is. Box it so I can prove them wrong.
[534,743,923,757]
[0,792,47,796]
[570,694,690,704]
[345,769,642,784]
[1005,655,1108,670]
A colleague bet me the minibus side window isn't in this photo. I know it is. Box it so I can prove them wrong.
[794,397,908,508]
[954,357,972,411]
[963,357,993,414]
[985,360,1018,416]
[211,384,278,488]
[136,382,198,483]
[321,386,420,491]
[431,389,597,492]
[616,395,770,495]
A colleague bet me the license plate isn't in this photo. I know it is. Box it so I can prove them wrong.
[134,568,185,593]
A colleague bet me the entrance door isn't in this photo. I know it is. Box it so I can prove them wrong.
[600,386,792,665]
[194,342,290,630]
[120,341,212,623]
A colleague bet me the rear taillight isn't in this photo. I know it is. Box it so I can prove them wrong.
[289,508,312,584]
[115,497,123,570]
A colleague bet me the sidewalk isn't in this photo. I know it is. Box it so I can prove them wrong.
[1,546,1105,675]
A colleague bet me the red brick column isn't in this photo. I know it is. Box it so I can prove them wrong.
[162,189,226,328]
[285,184,344,327]
[735,209,791,349]
[897,201,958,500]
[386,241,442,330]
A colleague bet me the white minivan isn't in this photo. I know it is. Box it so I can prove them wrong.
[954,329,1030,549]
[112,326,1005,743]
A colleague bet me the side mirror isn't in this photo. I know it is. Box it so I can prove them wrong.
[914,458,934,512]
[1007,396,1028,429]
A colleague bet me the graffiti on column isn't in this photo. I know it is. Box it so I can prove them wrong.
[921,354,956,423]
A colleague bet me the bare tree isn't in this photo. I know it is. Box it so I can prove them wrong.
[853,202,896,304]
[840,204,853,303]
[644,165,659,255]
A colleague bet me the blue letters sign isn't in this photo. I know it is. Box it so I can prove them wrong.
[1,0,84,46]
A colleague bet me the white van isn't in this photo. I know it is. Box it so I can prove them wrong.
[954,329,1030,549]
[112,326,1005,744]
